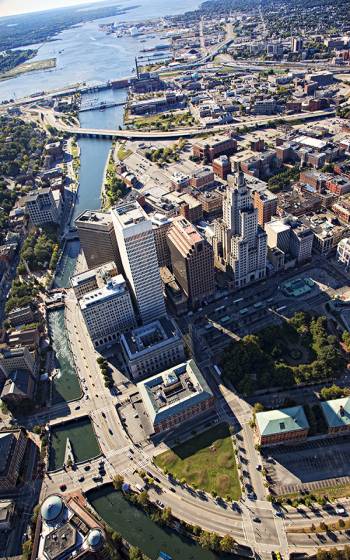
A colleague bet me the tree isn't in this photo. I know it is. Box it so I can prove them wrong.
[129,546,143,560]
[338,518,345,529]
[161,507,172,524]
[220,534,235,552]
[199,531,221,551]
[136,490,149,507]
[342,331,350,352]
[113,474,124,490]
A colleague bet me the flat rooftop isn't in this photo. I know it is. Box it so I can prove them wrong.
[112,202,148,229]
[79,275,126,309]
[75,210,112,227]
[71,261,117,288]
[121,316,180,358]
[138,360,213,425]
[43,523,77,560]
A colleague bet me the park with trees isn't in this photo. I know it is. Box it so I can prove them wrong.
[221,312,345,396]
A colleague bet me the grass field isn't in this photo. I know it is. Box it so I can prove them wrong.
[0,57,56,81]
[154,423,241,500]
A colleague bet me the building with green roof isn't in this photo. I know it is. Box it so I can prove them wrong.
[320,397,350,434]
[256,406,309,446]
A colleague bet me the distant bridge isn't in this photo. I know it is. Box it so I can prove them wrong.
[56,108,336,140]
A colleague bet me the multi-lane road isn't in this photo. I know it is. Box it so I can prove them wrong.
[32,280,350,559]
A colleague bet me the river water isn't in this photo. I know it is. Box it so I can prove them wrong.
[0,0,200,102]
[87,485,237,560]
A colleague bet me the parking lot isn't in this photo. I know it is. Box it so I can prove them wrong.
[264,437,350,495]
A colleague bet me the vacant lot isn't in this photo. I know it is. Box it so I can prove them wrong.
[154,423,241,499]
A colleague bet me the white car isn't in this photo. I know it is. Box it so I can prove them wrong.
[335,505,346,515]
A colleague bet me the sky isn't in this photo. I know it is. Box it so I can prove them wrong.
[0,0,110,17]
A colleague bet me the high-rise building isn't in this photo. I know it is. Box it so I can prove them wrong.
[167,217,215,307]
[291,37,303,53]
[23,187,62,226]
[265,219,291,253]
[151,213,172,268]
[253,189,278,227]
[112,202,166,324]
[213,168,267,288]
[79,275,136,349]
[75,210,122,270]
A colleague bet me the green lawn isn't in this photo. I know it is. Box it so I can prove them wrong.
[154,423,241,500]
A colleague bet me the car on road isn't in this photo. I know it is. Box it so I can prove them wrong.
[102,412,106,418]
[274,511,284,518]
[75,405,80,410]
[108,428,113,435]
[335,505,346,515]
[59,484,67,491]
[252,517,260,523]
[247,492,257,500]
[169,487,176,493]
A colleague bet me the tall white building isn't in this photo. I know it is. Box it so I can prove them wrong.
[79,275,136,349]
[112,202,166,324]
[213,168,267,288]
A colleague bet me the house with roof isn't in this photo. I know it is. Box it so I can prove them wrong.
[255,406,310,446]
[320,397,350,434]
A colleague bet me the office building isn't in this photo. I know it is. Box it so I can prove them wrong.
[192,136,237,162]
[0,347,37,376]
[256,406,309,446]
[138,360,215,435]
[151,213,172,268]
[23,187,61,226]
[291,37,303,53]
[289,222,314,263]
[253,189,278,227]
[112,202,166,324]
[265,219,291,253]
[120,316,185,380]
[75,210,122,270]
[213,168,267,288]
[0,429,28,491]
[71,261,118,299]
[1,369,36,408]
[167,217,215,307]
[79,275,136,349]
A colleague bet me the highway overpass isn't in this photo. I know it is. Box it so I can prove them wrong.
[56,108,336,140]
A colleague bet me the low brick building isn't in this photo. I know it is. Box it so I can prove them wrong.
[256,406,309,446]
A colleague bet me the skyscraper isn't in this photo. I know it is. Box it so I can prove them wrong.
[112,202,166,324]
[167,217,215,307]
[75,210,122,271]
[213,167,267,288]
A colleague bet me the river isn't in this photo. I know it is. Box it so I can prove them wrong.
[0,0,200,102]
[87,485,238,560]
